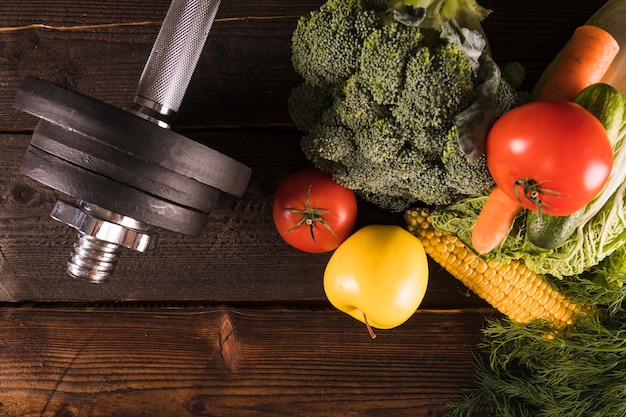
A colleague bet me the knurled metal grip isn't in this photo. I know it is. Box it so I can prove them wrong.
[132,0,221,127]
[13,0,251,283]
[138,0,220,112]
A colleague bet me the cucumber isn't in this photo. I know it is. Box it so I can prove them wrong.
[526,83,624,249]
[526,209,584,249]
[574,83,624,145]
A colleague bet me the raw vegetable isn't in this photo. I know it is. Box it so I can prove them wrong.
[533,25,620,101]
[525,82,625,249]
[323,224,429,333]
[445,245,626,417]
[489,83,626,277]
[288,0,528,211]
[574,82,625,141]
[470,100,614,254]
[431,107,626,278]
[406,209,581,329]
[530,0,626,103]
[431,155,626,279]
[471,186,523,254]
[525,208,585,250]
[580,0,626,95]
[272,168,357,253]
[486,100,612,216]
[407,2,626,416]
[445,83,626,275]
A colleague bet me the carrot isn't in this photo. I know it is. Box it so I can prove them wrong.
[534,25,620,102]
[471,186,523,254]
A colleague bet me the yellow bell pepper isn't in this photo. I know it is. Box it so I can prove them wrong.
[323,225,429,334]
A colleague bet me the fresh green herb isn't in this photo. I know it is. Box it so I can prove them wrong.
[446,245,626,417]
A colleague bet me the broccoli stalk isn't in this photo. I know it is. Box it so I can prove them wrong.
[289,0,527,211]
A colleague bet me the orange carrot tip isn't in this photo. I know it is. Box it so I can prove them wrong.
[471,186,523,254]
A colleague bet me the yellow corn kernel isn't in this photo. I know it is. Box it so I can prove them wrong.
[404,209,582,329]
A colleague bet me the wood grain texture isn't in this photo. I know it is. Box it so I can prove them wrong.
[0,305,495,417]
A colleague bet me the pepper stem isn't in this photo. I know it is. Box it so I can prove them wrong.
[363,313,377,339]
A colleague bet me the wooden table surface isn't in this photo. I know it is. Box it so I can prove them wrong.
[0,1,606,415]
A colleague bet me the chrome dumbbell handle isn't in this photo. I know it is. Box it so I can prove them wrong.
[131,0,222,127]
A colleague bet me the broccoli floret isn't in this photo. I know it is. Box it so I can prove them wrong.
[393,41,474,130]
[290,0,502,211]
[355,118,404,163]
[335,75,391,131]
[291,0,385,87]
[501,61,526,89]
[408,162,452,206]
[401,124,451,155]
[496,78,531,117]
[288,83,333,131]
[442,126,494,195]
[358,22,427,104]
[496,62,531,117]
[300,109,355,164]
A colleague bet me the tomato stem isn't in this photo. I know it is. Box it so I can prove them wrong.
[513,178,562,214]
[282,185,338,241]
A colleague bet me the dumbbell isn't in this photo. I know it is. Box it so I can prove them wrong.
[13,0,251,283]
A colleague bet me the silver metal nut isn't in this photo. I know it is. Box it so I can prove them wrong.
[51,200,158,252]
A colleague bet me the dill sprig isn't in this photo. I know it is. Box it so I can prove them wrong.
[445,245,626,417]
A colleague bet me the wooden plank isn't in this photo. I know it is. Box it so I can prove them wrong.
[0,0,608,132]
[0,132,487,308]
[0,305,495,416]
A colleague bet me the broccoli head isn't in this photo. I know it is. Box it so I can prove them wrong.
[290,0,511,211]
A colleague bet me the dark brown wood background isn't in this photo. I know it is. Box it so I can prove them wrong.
[0,0,606,415]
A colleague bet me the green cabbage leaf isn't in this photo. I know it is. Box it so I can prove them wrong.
[431,175,626,278]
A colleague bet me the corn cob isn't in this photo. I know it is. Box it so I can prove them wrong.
[405,208,582,329]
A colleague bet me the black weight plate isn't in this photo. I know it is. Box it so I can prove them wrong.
[21,146,209,236]
[15,77,251,197]
[32,120,220,213]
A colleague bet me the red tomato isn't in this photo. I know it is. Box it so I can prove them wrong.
[486,100,613,215]
[272,168,357,253]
